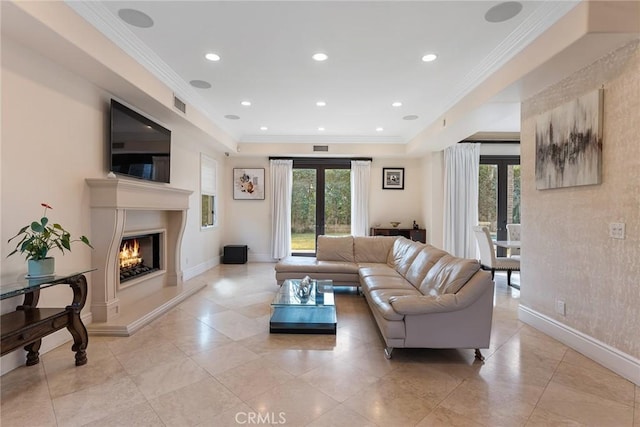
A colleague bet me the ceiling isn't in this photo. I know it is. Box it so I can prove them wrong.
[65,1,580,148]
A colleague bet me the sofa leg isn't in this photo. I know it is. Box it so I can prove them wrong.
[474,348,485,361]
[384,347,393,359]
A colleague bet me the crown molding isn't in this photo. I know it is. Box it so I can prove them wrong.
[238,134,405,144]
[441,1,580,114]
[65,1,228,131]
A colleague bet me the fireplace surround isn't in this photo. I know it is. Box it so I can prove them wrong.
[86,178,200,335]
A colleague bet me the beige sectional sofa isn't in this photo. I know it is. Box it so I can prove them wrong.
[275,235,494,360]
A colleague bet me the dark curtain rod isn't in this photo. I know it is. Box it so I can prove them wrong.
[268,157,372,161]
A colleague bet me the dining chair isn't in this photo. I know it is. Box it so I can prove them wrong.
[473,225,520,287]
[506,223,521,258]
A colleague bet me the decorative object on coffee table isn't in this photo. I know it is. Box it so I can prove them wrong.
[389,221,401,228]
[7,203,93,277]
[297,275,312,298]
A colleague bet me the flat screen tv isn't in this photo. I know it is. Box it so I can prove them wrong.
[110,99,171,183]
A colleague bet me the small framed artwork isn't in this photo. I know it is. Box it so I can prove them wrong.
[382,168,404,190]
[233,168,265,200]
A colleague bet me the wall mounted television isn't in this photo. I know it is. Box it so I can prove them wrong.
[110,99,171,183]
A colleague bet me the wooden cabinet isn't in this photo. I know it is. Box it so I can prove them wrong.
[370,228,426,243]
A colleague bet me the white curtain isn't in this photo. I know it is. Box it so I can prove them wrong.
[444,143,480,259]
[350,160,371,236]
[270,159,293,259]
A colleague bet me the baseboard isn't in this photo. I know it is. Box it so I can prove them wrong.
[1,311,93,376]
[183,257,219,281]
[249,253,277,263]
[518,305,640,386]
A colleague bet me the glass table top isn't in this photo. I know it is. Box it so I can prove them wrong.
[0,269,96,300]
[272,279,334,307]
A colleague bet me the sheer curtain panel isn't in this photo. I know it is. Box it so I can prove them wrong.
[350,160,371,236]
[444,143,480,259]
[270,159,293,259]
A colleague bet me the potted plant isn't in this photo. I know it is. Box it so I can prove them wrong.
[7,203,93,277]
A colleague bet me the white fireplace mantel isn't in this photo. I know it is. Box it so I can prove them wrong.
[86,178,194,330]
[86,178,192,210]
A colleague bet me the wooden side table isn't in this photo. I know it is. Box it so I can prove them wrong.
[370,228,427,243]
[1,270,94,366]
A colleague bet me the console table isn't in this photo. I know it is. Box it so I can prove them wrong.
[370,227,426,243]
[1,270,93,367]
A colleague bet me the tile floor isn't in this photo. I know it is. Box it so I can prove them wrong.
[1,263,638,426]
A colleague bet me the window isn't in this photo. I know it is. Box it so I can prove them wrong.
[478,155,520,255]
[201,154,217,228]
[291,159,351,255]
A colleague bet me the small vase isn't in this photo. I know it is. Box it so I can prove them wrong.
[27,257,55,277]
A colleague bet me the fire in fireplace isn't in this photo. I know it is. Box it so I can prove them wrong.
[119,233,161,283]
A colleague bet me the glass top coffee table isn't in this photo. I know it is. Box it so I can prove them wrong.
[270,279,336,334]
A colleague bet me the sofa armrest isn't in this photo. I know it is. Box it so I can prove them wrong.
[388,294,460,314]
[389,270,492,315]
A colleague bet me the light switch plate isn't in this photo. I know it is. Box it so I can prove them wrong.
[609,223,625,239]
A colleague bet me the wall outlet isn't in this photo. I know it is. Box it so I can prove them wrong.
[609,223,626,239]
[555,299,566,316]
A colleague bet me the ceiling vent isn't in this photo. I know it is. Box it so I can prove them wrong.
[313,145,329,152]
[173,96,186,114]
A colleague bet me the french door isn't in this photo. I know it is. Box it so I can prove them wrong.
[478,155,520,255]
[291,159,351,255]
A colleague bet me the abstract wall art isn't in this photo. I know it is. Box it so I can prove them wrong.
[233,168,265,200]
[535,89,603,190]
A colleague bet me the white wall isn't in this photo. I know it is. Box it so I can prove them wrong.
[0,37,224,372]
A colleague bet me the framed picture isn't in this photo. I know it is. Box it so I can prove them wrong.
[382,168,404,190]
[233,168,265,200]
[535,88,603,190]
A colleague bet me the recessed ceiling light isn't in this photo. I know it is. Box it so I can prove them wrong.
[403,115,419,121]
[485,1,523,23]
[376,127,384,132]
[318,127,325,131]
[190,80,211,89]
[316,101,327,107]
[241,101,251,106]
[392,101,403,107]
[312,53,328,62]
[117,8,154,28]
[224,115,240,120]
[205,53,221,62]
[421,53,438,62]
[260,126,268,131]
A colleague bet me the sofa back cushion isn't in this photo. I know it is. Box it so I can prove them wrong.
[418,255,481,296]
[388,238,425,276]
[316,235,354,262]
[404,245,448,288]
[354,236,397,263]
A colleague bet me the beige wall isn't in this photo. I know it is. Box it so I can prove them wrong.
[520,40,639,359]
[223,157,428,261]
[0,37,225,370]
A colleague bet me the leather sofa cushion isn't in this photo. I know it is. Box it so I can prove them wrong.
[358,263,398,278]
[276,256,359,274]
[388,238,425,277]
[360,275,415,293]
[316,235,354,262]
[354,236,397,263]
[368,289,422,321]
[403,245,448,288]
[419,255,481,296]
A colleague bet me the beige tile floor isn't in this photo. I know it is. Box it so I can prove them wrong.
[1,263,638,426]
